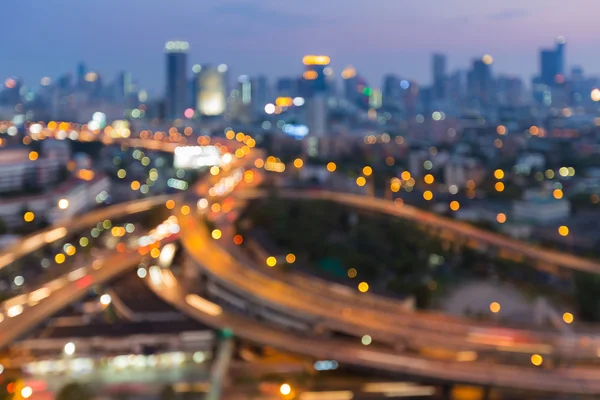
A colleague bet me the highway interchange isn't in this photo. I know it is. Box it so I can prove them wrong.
[5,122,600,395]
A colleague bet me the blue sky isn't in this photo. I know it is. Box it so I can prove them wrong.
[3,0,600,94]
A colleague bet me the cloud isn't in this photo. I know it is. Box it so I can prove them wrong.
[487,8,529,20]
[211,2,317,27]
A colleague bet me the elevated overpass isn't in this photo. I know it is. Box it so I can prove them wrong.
[233,189,600,276]
[146,266,600,395]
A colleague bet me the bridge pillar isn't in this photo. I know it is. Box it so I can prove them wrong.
[482,386,491,400]
[440,384,452,400]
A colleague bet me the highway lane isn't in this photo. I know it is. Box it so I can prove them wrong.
[180,208,600,361]
[0,195,174,270]
[234,189,600,275]
[146,268,600,395]
[0,250,144,349]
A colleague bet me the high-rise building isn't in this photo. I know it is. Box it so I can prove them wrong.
[382,74,401,107]
[115,71,132,103]
[276,77,298,98]
[432,53,446,100]
[556,36,566,76]
[195,64,227,117]
[467,55,494,110]
[340,66,361,106]
[254,75,269,113]
[301,55,330,98]
[540,37,566,87]
[165,41,189,119]
[77,62,87,88]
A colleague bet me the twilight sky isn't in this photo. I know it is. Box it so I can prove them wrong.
[3,0,600,95]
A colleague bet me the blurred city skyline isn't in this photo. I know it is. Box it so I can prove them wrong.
[5,0,600,93]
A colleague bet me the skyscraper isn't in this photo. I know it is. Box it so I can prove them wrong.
[432,53,446,100]
[195,64,227,117]
[165,41,189,119]
[467,55,494,110]
[301,55,330,98]
[382,74,401,107]
[77,62,86,88]
[251,75,268,114]
[540,37,566,87]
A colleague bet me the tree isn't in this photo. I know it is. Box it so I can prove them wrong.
[56,383,91,400]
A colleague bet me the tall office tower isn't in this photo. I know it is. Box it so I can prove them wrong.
[165,41,189,119]
[77,62,87,88]
[340,65,357,102]
[276,77,298,98]
[254,75,269,113]
[467,55,494,110]
[496,76,525,106]
[115,71,133,103]
[555,36,566,76]
[195,64,227,117]
[432,53,446,100]
[540,37,566,87]
[382,74,401,107]
[301,55,330,98]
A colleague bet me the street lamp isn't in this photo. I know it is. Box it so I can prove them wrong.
[280,383,291,396]
[58,198,69,210]
[64,342,76,356]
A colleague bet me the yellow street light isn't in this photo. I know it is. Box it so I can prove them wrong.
[326,162,337,172]
[563,312,574,324]
[23,212,35,222]
[211,229,222,240]
[356,177,366,187]
[266,256,277,267]
[490,302,501,313]
[362,166,373,176]
[358,282,369,293]
[293,158,303,169]
[558,225,569,237]
[531,354,543,366]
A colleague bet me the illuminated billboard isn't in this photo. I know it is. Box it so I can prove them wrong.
[174,146,223,169]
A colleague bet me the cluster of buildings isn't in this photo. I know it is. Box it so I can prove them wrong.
[0,141,110,230]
